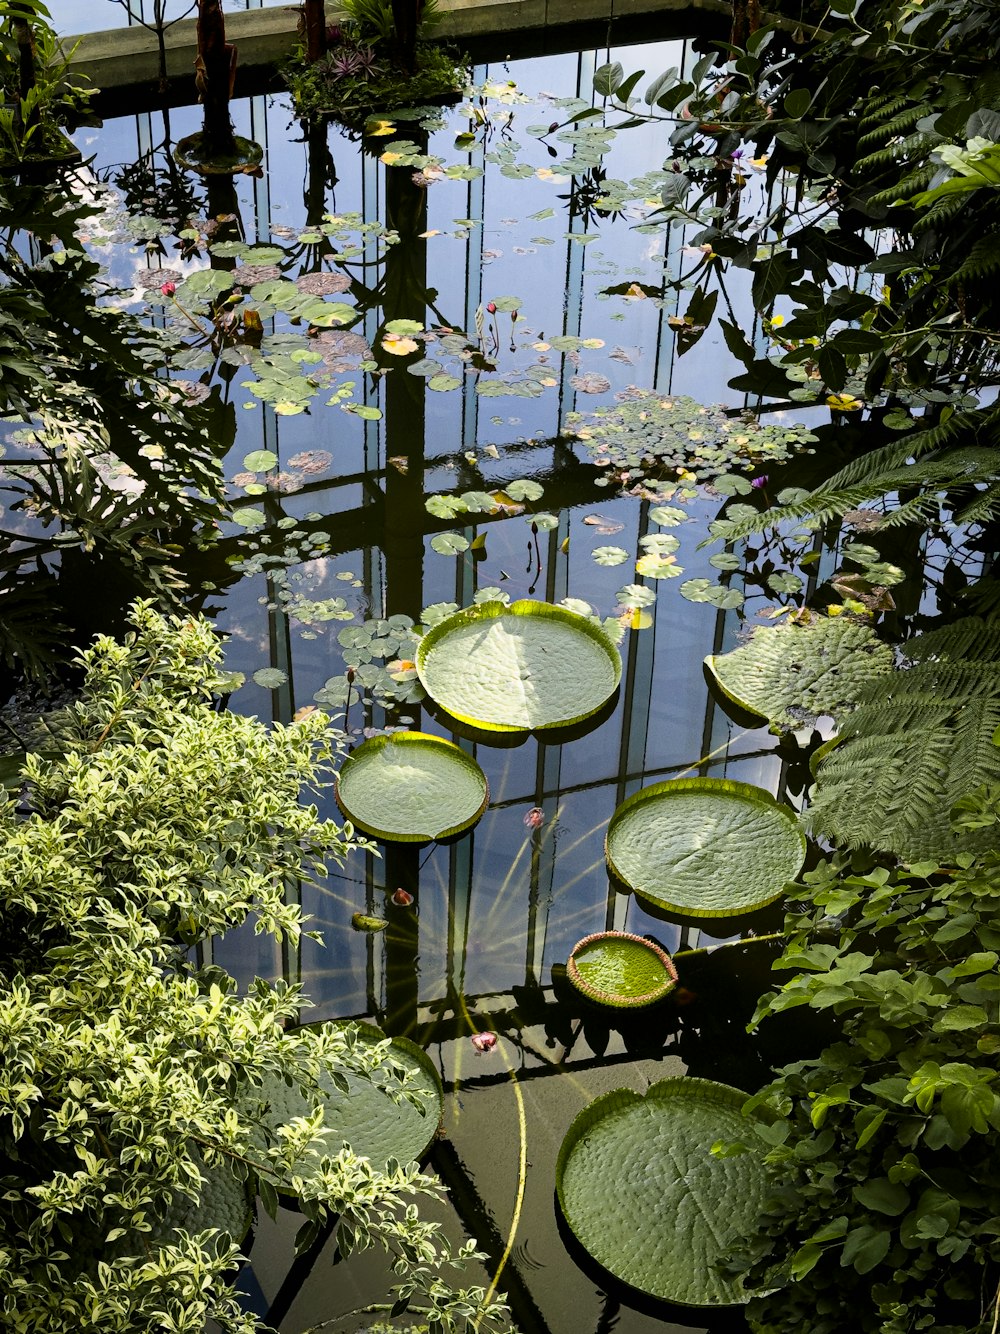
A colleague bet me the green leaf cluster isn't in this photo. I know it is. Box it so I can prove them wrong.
[731,839,1000,1334]
[0,603,510,1334]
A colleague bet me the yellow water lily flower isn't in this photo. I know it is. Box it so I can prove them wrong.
[826,392,864,411]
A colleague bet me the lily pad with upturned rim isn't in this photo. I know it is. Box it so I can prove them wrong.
[567,931,677,1008]
[335,731,488,842]
[556,1077,768,1306]
[705,616,895,732]
[605,777,805,919]
[250,1022,443,1195]
[415,600,621,732]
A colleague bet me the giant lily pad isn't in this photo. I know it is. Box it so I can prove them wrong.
[252,1023,443,1192]
[415,600,621,732]
[605,778,805,918]
[335,732,488,841]
[567,931,677,1008]
[556,1077,768,1306]
[705,616,895,731]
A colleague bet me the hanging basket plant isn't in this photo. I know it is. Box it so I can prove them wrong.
[605,777,806,919]
[415,600,622,733]
[335,731,488,841]
[566,931,678,1008]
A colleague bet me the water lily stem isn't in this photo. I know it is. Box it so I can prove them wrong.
[472,1032,527,1329]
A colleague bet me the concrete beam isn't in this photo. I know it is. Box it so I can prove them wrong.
[67,0,732,113]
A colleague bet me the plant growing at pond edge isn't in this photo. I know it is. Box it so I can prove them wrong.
[0,603,513,1334]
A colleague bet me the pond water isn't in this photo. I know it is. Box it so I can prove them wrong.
[5,10,869,1332]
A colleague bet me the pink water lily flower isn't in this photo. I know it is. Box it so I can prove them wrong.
[523,807,545,829]
[471,1032,497,1053]
[391,887,414,907]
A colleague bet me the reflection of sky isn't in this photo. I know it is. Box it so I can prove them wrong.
[55,31,808,1022]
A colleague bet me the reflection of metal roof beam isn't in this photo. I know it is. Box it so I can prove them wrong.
[221,444,621,561]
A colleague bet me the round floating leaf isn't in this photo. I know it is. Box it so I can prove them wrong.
[430,532,470,555]
[650,504,688,526]
[680,578,744,610]
[556,1078,768,1306]
[567,931,677,1008]
[530,512,559,531]
[606,778,805,918]
[415,600,621,733]
[706,617,895,731]
[429,374,462,391]
[253,1023,443,1192]
[505,478,544,502]
[616,584,656,609]
[335,732,488,841]
[252,667,288,689]
[385,318,424,335]
[593,546,629,566]
[243,449,278,472]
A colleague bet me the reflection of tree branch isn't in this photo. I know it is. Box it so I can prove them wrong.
[108,0,198,92]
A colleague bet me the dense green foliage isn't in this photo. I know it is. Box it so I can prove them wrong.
[0,189,236,682]
[0,604,511,1334]
[732,824,1000,1333]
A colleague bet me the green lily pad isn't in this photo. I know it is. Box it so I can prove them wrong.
[705,616,895,731]
[556,1077,768,1306]
[335,732,489,841]
[252,1023,443,1192]
[415,600,621,732]
[567,931,677,1008]
[605,778,805,918]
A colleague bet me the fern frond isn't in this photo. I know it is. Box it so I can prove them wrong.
[710,446,1000,542]
[912,193,968,234]
[856,103,924,149]
[808,644,1000,860]
[955,481,1000,526]
[947,236,1000,287]
[868,167,935,207]
[904,616,1000,663]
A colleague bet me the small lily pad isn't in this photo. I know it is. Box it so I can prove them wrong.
[415,600,621,733]
[567,931,677,1008]
[556,1078,768,1305]
[335,731,489,841]
[606,777,805,918]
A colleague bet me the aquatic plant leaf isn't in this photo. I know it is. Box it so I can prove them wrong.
[567,931,677,1008]
[649,504,688,526]
[530,513,559,531]
[593,546,629,566]
[606,778,805,918]
[706,617,895,731]
[635,554,681,578]
[680,579,744,610]
[430,532,470,555]
[251,668,288,689]
[616,584,657,609]
[415,600,621,732]
[556,1078,768,1305]
[252,1023,442,1188]
[428,374,462,391]
[335,732,488,841]
[351,913,389,933]
[385,318,424,335]
[506,479,544,502]
[243,450,278,472]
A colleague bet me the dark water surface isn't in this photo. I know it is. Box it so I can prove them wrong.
[30,11,849,1330]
